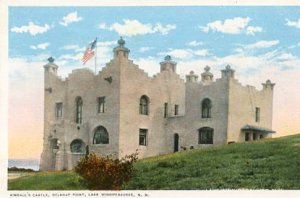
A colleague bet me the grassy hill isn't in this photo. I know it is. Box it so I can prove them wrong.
[8,134,300,190]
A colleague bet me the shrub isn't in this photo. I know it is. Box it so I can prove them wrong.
[75,152,138,190]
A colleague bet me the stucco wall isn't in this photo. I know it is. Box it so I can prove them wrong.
[166,76,229,152]
[41,58,122,170]
[227,78,274,142]
[118,56,185,159]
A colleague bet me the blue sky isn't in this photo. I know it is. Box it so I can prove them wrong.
[9,7,300,69]
[7,6,300,159]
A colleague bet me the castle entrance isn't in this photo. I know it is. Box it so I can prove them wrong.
[174,133,179,152]
[50,138,59,169]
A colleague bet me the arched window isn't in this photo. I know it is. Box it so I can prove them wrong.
[201,98,212,118]
[93,126,109,144]
[139,95,149,115]
[198,127,214,144]
[70,139,85,153]
[76,97,83,124]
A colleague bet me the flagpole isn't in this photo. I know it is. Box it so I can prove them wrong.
[95,41,97,75]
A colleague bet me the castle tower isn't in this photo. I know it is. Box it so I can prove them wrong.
[221,65,235,79]
[160,55,177,72]
[262,79,276,131]
[186,70,198,83]
[262,79,275,90]
[113,37,130,60]
[40,57,59,171]
[44,56,58,74]
[43,57,58,92]
[201,65,213,84]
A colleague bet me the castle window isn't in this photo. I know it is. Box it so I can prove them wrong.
[50,138,59,149]
[255,107,260,122]
[174,104,179,115]
[201,98,212,118]
[253,133,257,140]
[93,126,109,144]
[70,139,85,153]
[97,97,105,113]
[245,132,250,141]
[139,129,148,146]
[164,103,168,118]
[55,103,63,119]
[139,95,149,115]
[76,97,83,124]
[198,127,213,144]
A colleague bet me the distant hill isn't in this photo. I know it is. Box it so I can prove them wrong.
[8,159,40,171]
[8,134,300,190]
[8,166,36,172]
[8,159,39,171]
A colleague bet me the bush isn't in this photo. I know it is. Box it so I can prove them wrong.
[75,152,138,190]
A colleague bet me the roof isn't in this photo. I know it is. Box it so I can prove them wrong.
[241,124,276,134]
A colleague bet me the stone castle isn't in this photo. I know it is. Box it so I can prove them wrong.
[40,38,275,171]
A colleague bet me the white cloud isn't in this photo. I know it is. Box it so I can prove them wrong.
[245,40,279,49]
[286,19,300,28]
[97,40,116,47]
[9,57,43,83]
[139,47,153,53]
[134,58,160,77]
[62,44,80,50]
[99,19,176,37]
[194,49,210,56]
[246,26,263,35]
[30,42,50,50]
[11,22,50,36]
[98,23,107,29]
[58,53,83,61]
[187,40,204,47]
[276,53,297,61]
[200,17,262,35]
[62,44,85,52]
[159,49,193,59]
[152,23,176,35]
[159,48,211,59]
[200,17,250,34]
[59,12,82,26]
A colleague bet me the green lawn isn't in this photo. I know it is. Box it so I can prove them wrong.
[8,171,85,190]
[8,134,300,190]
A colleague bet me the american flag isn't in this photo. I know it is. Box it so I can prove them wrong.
[82,38,97,64]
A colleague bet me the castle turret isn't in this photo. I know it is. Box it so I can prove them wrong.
[160,55,177,72]
[44,57,58,75]
[40,56,59,171]
[186,70,198,83]
[201,65,213,84]
[113,37,130,59]
[44,57,58,92]
[262,79,275,90]
[221,65,235,79]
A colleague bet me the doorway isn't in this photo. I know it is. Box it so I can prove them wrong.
[174,133,179,152]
